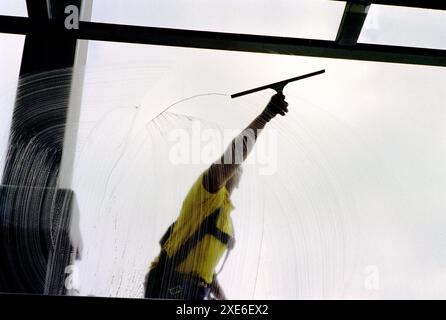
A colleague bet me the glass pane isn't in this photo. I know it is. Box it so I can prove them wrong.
[63,39,446,299]
[89,0,346,40]
[0,0,28,17]
[359,5,446,50]
[0,34,25,179]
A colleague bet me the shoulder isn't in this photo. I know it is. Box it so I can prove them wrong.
[202,165,226,194]
[183,171,224,207]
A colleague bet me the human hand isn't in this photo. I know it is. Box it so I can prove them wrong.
[260,92,289,122]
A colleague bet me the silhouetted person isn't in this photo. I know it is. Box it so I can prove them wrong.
[144,93,289,300]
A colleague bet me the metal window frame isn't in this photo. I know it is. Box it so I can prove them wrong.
[0,14,445,67]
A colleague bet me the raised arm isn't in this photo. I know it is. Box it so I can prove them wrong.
[203,93,288,193]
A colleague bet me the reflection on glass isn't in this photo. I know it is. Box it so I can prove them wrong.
[89,0,345,40]
[359,5,446,50]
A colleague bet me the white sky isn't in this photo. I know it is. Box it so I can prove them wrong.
[360,5,446,50]
[89,0,346,40]
[0,33,24,179]
[0,0,27,17]
[1,1,446,299]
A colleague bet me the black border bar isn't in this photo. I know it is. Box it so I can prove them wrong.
[0,293,442,318]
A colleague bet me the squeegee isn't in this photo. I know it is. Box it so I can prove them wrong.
[231,69,325,98]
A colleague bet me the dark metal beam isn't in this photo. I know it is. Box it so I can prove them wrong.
[0,1,84,295]
[0,15,444,67]
[48,0,82,20]
[26,0,82,20]
[332,0,446,11]
[336,2,370,46]
[20,0,81,75]
[26,0,50,19]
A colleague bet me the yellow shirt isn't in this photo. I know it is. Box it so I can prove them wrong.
[152,172,234,284]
